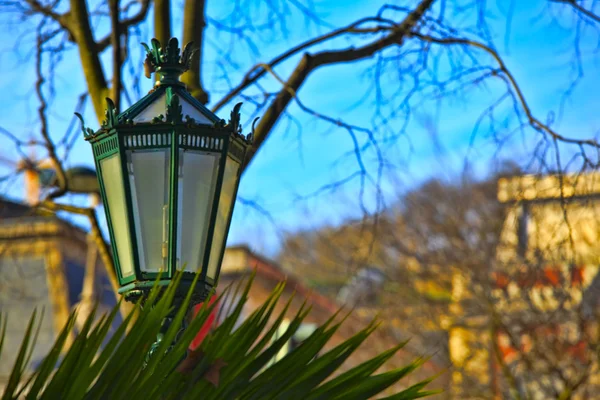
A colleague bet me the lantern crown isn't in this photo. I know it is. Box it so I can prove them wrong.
[142,37,196,86]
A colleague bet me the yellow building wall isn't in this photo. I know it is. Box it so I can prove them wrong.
[449,173,600,398]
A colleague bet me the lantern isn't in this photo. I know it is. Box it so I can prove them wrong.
[81,38,252,304]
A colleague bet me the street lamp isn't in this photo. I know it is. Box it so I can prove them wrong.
[79,37,252,307]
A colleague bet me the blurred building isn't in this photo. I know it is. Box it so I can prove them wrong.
[0,197,119,389]
[219,246,445,395]
[449,173,600,399]
[336,266,386,307]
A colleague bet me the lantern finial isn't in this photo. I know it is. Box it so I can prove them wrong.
[142,38,196,86]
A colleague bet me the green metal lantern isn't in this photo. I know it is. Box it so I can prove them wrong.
[80,38,252,304]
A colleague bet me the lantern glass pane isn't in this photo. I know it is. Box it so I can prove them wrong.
[127,149,170,273]
[176,150,220,272]
[207,157,240,280]
[100,154,135,278]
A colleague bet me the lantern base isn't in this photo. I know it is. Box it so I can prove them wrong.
[119,279,212,306]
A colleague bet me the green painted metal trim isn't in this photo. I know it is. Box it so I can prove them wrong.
[200,134,231,282]
[175,125,230,135]
[204,276,216,287]
[115,124,180,134]
[118,272,213,295]
[92,134,136,287]
[93,135,120,158]
[92,140,123,286]
[177,145,221,153]
[94,149,119,161]
[227,136,246,163]
[209,133,248,284]
[117,274,212,301]
[85,129,114,144]
[117,274,199,293]
[121,132,171,150]
[210,154,245,285]
[115,125,231,138]
[168,129,179,280]
[117,132,144,284]
[139,270,166,282]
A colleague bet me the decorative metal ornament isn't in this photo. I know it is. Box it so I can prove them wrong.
[165,87,184,124]
[74,112,95,139]
[142,38,196,86]
[101,98,119,129]
[226,102,243,134]
[248,117,259,143]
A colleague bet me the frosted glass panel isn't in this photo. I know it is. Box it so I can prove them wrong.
[127,150,170,272]
[180,99,213,124]
[177,150,220,272]
[132,95,166,123]
[207,157,240,280]
[133,93,213,125]
[100,154,135,278]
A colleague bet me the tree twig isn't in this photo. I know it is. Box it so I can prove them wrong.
[35,19,68,200]
[109,0,122,112]
[243,0,436,169]
[409,32,600,149]
[182,0,209,104]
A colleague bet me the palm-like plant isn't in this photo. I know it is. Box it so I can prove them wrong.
[0,273,438,399]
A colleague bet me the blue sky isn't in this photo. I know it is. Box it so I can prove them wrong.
[1,0,600,256]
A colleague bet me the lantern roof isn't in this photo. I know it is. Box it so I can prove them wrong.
[119,37,222,126]
[77,37,255,146]
[117,84,221,125]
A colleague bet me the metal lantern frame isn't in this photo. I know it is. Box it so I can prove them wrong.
[80,38,252,304]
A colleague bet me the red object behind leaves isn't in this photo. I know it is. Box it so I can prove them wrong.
[189,294,218,351]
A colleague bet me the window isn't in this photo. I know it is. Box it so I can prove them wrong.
[517,203,529,259]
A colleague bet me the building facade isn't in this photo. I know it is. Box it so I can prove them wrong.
[218,245,445,396]
[449,173,600,399]
[0,197,119,388]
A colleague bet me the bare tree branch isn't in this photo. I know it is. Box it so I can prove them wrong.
[551,0,600,23]
[109,0,122,112]
[35,20,68,200]
[23,0,72,35]
[68,0,109,122]
[182,0,209,104]
[95,0,151,52]
[211,16,399,113]
[39,200,133,317]
[242,0,437,169]
[410,32,600,150]
[154,0,171,84]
